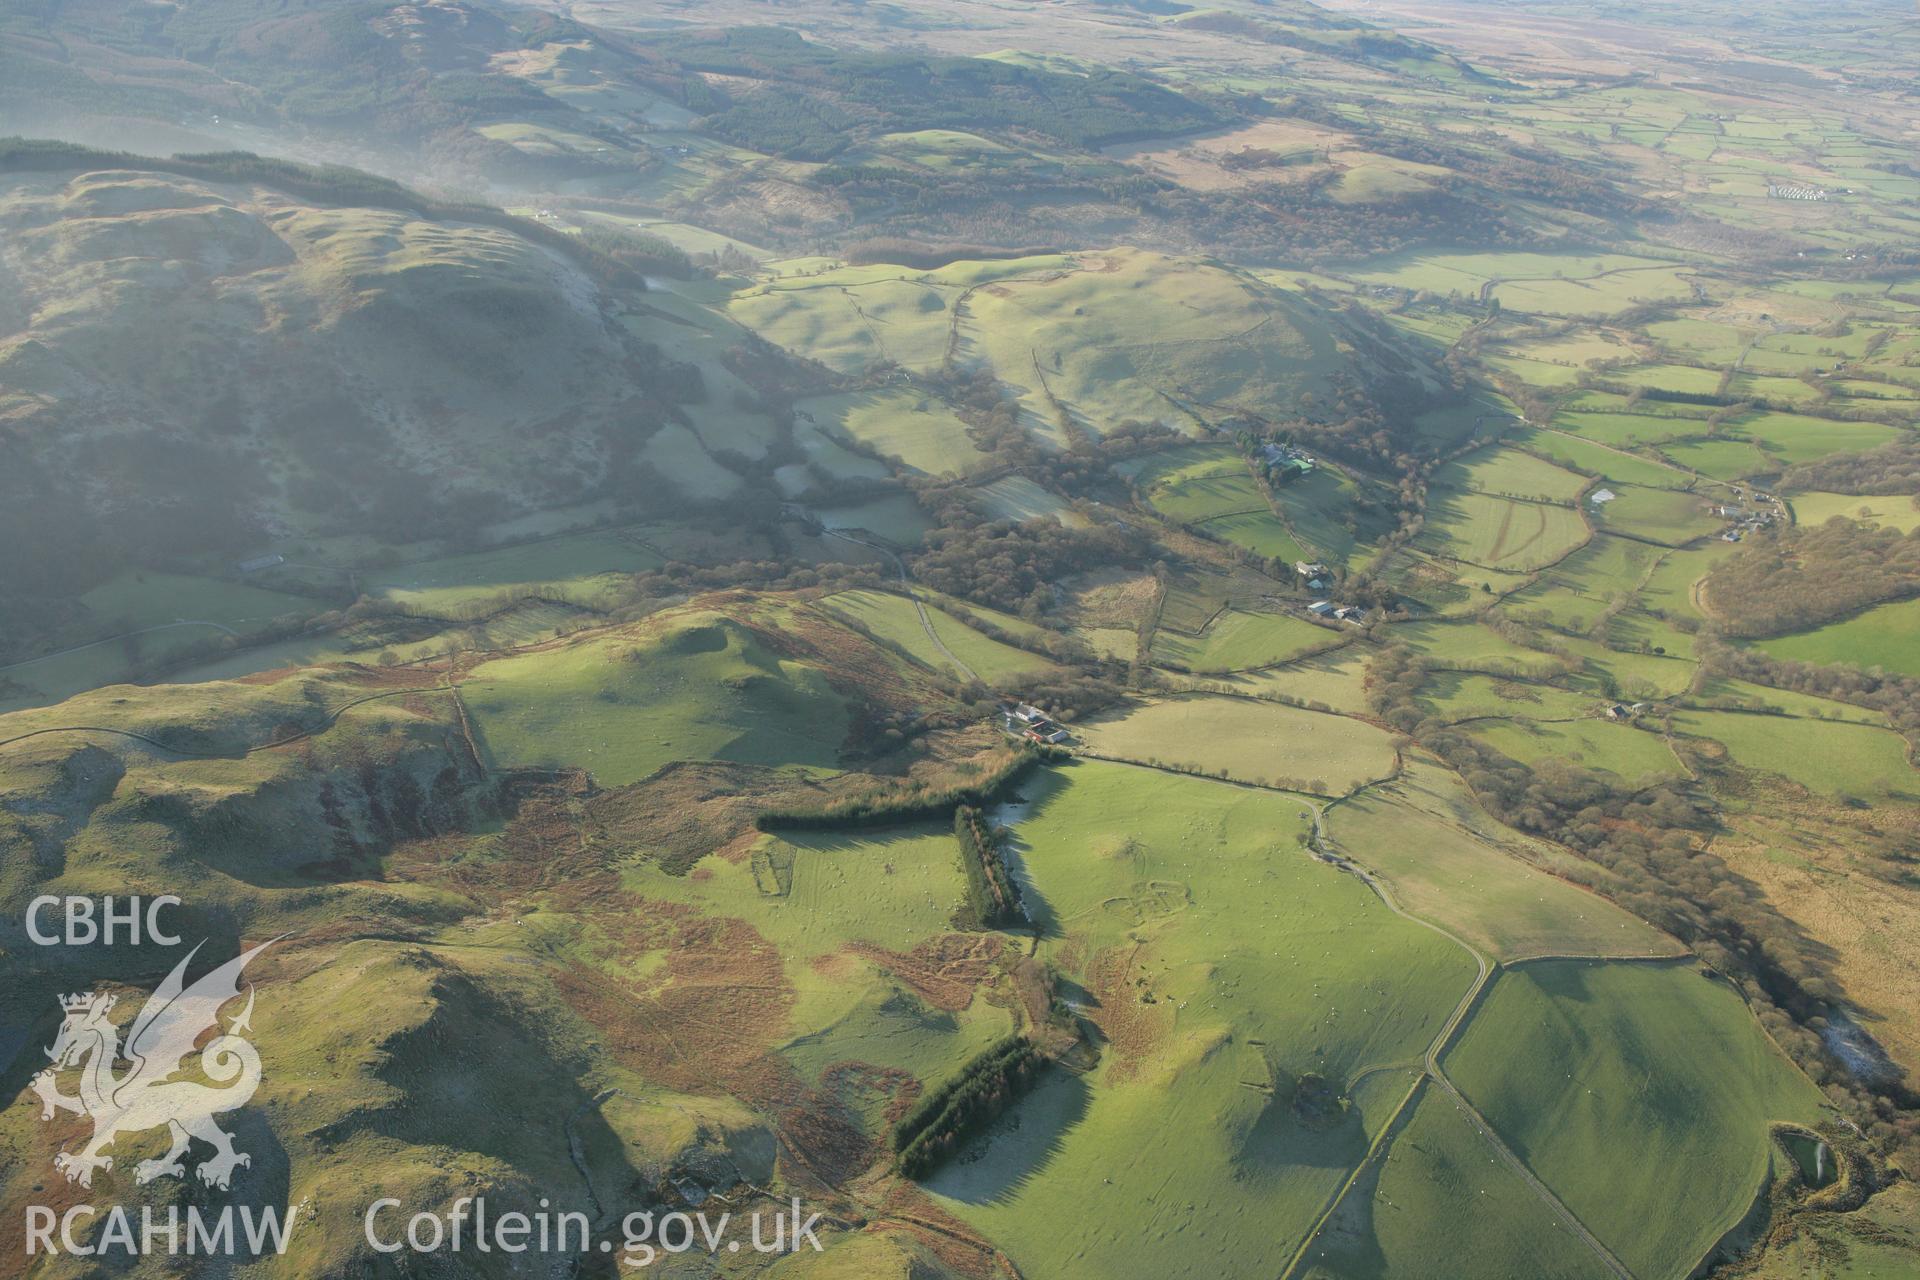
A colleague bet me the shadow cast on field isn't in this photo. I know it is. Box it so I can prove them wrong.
[1238,1091,1374,1176]
[922,1066,1091,1206]
[990,760,1080,941]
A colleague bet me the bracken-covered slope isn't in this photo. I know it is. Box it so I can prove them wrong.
[0,594,991,1278]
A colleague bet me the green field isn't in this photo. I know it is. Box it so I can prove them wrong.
[965,249,1352,439]
[1433,446,1590,503]
[1419,492,1589,572]
[1671,708,1916,799]
[1519,431,1695,490]
[1190,648,1372,715]
[1691,676,1888,725]
[463,608,852,786]
[1554,409,1705,448]
[1153,609,1337,672]
[1306,1088,1615,1280]
[1502,535,1663,633]
[639,423,745,501]
[1414,671,1596,723]
[365,531,665,613]
[1078,695,1399,793]
[816,492,935,545]
[1592,485,1721,545]
[1659,436,1779,482]
[1393,620,1564,677]
[821,589,1056,683]
[1272,467,1396,568]
[975,474,1083,524]
[1150,470,1269,524]
[1331,763,1678,961]
[1445,962,1828,1280]
[1472,717,1686,782]
[1556,633,1698,698]
[1737,411,1902,467]
[929,762,1478,1279]
[1638,542,1738,621]
[0,571,325,710]
[1756,596,1920,677]
[1121,443,1244,488]
[729,256,1071,375]
[1199,509,1309,560]
[1789,490,1920,532]
[801,388,986,476]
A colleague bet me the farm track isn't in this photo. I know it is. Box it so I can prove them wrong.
[1278,799,1640,1280]
[821,529,979,683]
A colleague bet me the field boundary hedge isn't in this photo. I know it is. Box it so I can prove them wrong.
[754,743,1064,831]
[955,802,1025,927]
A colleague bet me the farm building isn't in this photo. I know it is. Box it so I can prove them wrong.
[1308,600,1336,616]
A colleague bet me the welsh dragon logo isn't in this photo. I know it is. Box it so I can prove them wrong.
[31,940,273,1191]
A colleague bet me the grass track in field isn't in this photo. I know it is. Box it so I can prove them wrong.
[1419,492,1589,572]
[1152,609,1336,673]
[1310,1088,1616,1280]
[1330,761,1677,961]
[821,589,1057,683]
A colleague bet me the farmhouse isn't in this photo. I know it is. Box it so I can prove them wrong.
[1260,442,1317,483]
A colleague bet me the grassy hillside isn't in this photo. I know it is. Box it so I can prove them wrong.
[929,762,1479,1278]
[1444,961,1829,1280]
[0,155,813,671]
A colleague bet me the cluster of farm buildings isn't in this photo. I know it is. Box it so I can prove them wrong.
[1006,703,1072,744]
[1712,488,1783,542]
[1259,442,1318,484]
